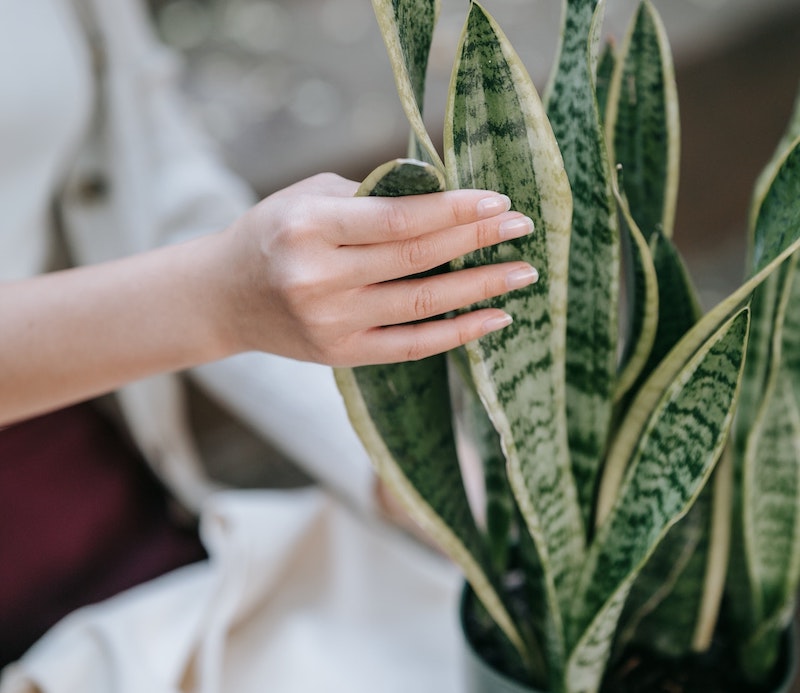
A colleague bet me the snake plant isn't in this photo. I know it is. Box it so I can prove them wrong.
[335,1,800,690]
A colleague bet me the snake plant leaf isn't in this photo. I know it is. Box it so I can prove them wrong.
[619,446,734,658]
[444,3,581,675]
[545,0,620,527]
[566,307,750,693]
[594,40,616,126]
[370,0,443,168]
[451,346,515,573]
[605,0,679,240]
[605,137,800,526]
[616,227,703,408]
[733,131,800,469]
[614,190,659,404]
[616,471,720,658]
[747,138,800,275]
[738,256,800,683]
[733,104,800,470]
[617,485,710,657]
[740,378,800,682]
[748,83,800,237]
[334,158,526,658]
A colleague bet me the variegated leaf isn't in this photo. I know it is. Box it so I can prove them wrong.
[451,347,515,573]
[616,479,712,658]
[732,119,800,507]
[615,227,702,408]
[444,4,581,678]
[594,40,616,125]
[748,84,800,236]
[738,255,800,682]
[613,190,659,405]
[605,0,679,240]
[370,0,443,168]
[606,139,800,525]
[546,0,620,527]
[566,307,750,693]
[334,158,526,658]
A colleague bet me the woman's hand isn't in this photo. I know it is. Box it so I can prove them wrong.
[0,173,537,424]
[215,173,538,367]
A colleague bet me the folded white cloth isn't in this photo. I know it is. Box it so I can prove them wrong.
[1,489,463,693]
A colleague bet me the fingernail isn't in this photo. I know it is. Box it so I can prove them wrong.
[499,216,534,240]
[477,194,511,218]
[482,313,513,334]
[506,265,539,290]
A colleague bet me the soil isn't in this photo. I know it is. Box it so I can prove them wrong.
[602,644,789,693]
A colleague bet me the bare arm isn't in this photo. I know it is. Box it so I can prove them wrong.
[0,174,537,425]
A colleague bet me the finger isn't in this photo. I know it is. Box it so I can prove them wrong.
[341,211,534,286]
[351,262,539,331]
[323,189,513,246]
[345,308,515,366]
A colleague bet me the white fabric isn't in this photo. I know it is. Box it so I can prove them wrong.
[0,490,464,693]
[0,1,92,280]
[191,355,376,515]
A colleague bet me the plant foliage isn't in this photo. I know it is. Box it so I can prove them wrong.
[335,1,800,691]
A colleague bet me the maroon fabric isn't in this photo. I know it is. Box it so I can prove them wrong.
[0,402,207,667]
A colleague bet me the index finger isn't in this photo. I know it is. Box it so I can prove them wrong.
[326,190,512,246]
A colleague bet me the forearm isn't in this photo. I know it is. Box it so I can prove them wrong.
[0,232,233,425]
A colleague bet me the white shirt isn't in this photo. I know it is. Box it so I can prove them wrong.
[0,1,93,280]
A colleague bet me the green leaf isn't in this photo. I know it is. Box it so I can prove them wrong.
[735,108,800,452]
[546,0,620,528]
[370,0,443,168]
[443,4,581,679]
[748,136,800,275]
[616,227,702,408]
[594,40,616,125]
[748,83,800,237]
[616,476,715,658]
[334,158,526,658]
[452,350,515,573]
[613,191,659,405]
[566,307,750,693]
[737,256,800,682]
[607,140,800,527]
[605,0,679,240]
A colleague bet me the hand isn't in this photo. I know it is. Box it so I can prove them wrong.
[216,173,538,366]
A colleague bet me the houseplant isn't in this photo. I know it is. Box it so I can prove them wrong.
[334,0,800,690]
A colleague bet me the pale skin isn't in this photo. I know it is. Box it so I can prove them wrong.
[0,173,538,427]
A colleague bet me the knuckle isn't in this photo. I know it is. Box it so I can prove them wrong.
[278,208,315,245]
[404,336,432,362]
[382,201,413,240]
[449,195,474,227]
[399,236,436,271]
[409,284,436,320]
[473,219,496,249]
[483,272,503,299]
[457,319,478,346]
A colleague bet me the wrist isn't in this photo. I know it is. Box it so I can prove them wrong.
[181,230,245,364]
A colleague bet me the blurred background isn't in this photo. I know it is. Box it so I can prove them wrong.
[144,0,800,306]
